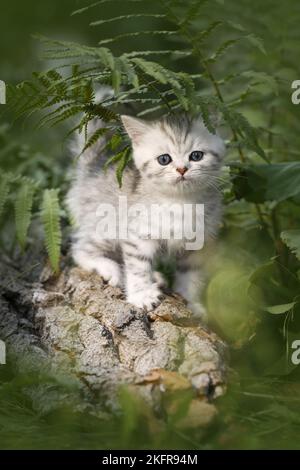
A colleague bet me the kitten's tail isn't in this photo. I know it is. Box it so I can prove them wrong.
[70,86,114,171]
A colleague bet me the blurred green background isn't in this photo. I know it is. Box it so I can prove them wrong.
[1,0,300,450]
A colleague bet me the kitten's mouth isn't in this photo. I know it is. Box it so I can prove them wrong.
[176,176,187,183]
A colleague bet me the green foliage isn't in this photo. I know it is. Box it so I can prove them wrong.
[0,170,39,253]
[2,0,300,379]
[231,162,300,203]
[264,302,297,315]
[8,0,268,165]
[116,147,132,186]
[1,0,300,450]
[0,173,11,219]
[281,230,300,261]
[79,127,109,156]
[1,360,300,450]
[15,181,35,251]
[41,189,62,273]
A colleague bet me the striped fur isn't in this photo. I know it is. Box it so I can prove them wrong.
[67,106,225,318]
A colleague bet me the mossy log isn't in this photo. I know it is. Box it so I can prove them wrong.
[0,255,228,427]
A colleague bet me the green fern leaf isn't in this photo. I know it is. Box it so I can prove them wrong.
[241,71,278,95]
[37,101,78,128]
[0,174,11,219]
[132,58,180,89]
[197,97,216,133]
[33,72,52,89]
[137,103,172,117]
[85,103,118,121]
[103,148,126,170]
[111,58,122,94]
[116,147,132,187]
[98,30,177,46]
[90,14,166,27]
[15,182,35,250]
[41,189,62,273]
[110,134,123,151]
[80,127,109,155]
[281,230,300,261]
[244,34,266,55]
[46,69,63,81]
[206,39,238,64]
[195,21,223,43]
[123,50,190,59]
[120,57,139,89]
[221,106,267,161]
[47,106,84,127]
[181,0,209,26]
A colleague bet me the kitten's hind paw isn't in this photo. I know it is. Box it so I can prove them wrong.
[188,302,208,322]
[127,285,164,312]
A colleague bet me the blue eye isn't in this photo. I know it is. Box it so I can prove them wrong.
[189,150,204,162]
[157,154,172,165]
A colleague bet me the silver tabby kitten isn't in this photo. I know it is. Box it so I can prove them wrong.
[67,97,225,320]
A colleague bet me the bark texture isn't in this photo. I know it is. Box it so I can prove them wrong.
[0,256,228,427]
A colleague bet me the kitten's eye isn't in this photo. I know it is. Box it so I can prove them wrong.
[189,150,204,162]
[157,154,172,165]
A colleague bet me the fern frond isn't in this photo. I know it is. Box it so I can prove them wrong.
[119,57,139,89]
[194,21,223,43]
[220,106,267,161]
[37,101,78,129]
[132,58,178,87]
[244,34,266,55]
[197,97,216,133]
[180,0,209,26]
[206,39,238,64]
[46,69,63,81]
[241,71,279,95]
[41,189,62,273]
[137,103,173,116]
[0,174,11,219]
[46,106,84,127]
[98,30,177,46]
[33,72,52,89]
[116,147,132,187]
[103,148,127,170]
[85,102,118,121]
[111,58,122,94]
[110,134,123,151]
[79,127,109,155]
[90,14,166,27]
[15,182,35,251]
[123,50,191,58]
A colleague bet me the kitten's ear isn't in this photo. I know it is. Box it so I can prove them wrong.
[121,115,149,144]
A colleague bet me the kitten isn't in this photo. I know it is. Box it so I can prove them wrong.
[67,98,225,320]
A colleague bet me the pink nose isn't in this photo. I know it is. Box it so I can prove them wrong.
[176,167,188,176]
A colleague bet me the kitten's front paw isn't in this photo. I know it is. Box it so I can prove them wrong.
[127,285,164,311]
[97,259,122,287]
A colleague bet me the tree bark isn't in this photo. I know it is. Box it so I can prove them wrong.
[0,255,228,428]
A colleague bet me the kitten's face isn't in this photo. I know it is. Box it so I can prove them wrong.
[121,115,225,192]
